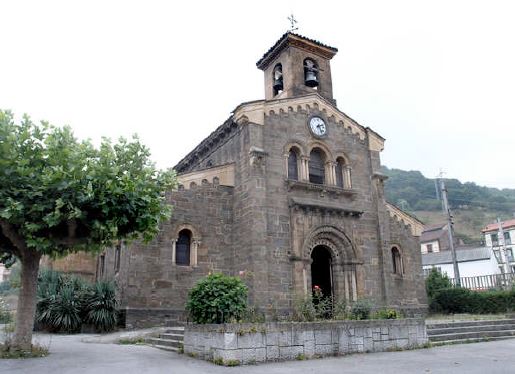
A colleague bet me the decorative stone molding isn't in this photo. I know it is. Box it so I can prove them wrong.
[286,180,357,198]
[249,146,267,167]
[385,202,424,237]
[177,163,235,190]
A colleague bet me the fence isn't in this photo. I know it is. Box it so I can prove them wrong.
[449,273,515,291]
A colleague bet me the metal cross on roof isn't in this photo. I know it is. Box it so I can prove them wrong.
[288,14,298,32]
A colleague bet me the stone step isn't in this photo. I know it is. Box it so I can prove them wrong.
[151,344,180,353]
[165,326,185,333]
[427,319,515,330]
[165,320,185,328]
[429,329,515,342]
[146,337,183,348]
[430,336,515,346]
[160,333,184,341]
[427,323,515,336]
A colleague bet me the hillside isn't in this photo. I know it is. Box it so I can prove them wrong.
[382,166,515,244]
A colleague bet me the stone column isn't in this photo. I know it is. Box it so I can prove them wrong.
[191,240,199,267]
[171,239,177,264]
[344,167,352,189]
[300,156,310,182]
[325,161,336,185]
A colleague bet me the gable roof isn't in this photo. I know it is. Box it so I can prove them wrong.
[422,247,495,266]
[482,218,515,233]
[256,32,338,70]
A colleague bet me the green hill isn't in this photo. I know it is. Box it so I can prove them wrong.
[382,166,515,244]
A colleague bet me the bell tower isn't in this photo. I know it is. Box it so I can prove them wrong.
[256,33,338,104]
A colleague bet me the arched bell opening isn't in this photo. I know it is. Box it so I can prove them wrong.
[310,245,333,299]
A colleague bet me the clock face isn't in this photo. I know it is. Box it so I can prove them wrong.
[309,116,327,136]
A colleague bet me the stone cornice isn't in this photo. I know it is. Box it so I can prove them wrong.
[289,197,363,217]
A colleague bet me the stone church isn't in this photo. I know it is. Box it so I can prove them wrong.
[66,33,427,327]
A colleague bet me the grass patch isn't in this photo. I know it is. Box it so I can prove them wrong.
[296,353,307,360]
[225,359,240,366]
[118,337,146,345]
[0,343,49,359]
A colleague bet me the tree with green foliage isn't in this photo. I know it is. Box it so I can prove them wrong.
[0,110,176,351]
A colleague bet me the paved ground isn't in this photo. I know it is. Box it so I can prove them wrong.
[1,333,515,374]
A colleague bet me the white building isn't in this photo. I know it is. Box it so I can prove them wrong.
[422,246,501,279]
[0,263,10,282]
[482,218,515,273]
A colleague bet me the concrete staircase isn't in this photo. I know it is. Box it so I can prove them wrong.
[146,325,184,352]
[427,319,515,345]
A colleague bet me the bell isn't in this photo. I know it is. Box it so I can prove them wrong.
[273,77,283,91]
[305,70,318,87]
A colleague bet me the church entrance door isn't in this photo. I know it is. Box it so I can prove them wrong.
[310,245,333,298]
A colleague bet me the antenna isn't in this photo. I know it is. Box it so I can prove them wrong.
[288,14,299,32]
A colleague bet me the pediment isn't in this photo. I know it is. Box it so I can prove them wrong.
[233,93,385,152]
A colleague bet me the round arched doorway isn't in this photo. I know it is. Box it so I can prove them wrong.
[311,245,333,298]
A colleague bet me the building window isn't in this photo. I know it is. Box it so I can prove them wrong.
[392,247,403,275]
[273,63,283,96]
[491,233,499,246]
[335,157,351,188]
[504,231,511,245]
[309,148,325,185]
[114,243,121,273]
[288,149,299,181]
[304,58,319,88]
[176,229,191,266]
[426,244,433,253]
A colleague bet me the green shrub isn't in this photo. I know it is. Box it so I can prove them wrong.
[350,299,371,320]
[292,296,316,322]
[432,287,515,314]
[186,273,248,324]
[425,267,452,300]
[85,281,118,332]
[373,308,401,320]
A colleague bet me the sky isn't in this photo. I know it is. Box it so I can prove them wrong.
[1,0,514,189]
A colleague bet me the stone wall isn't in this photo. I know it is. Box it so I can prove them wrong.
[184,319,427,364]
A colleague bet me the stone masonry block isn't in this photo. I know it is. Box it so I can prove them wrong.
[266,345,279,361]
[315,330,332,345]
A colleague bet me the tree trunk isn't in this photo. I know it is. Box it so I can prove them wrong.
[11,251,41,351]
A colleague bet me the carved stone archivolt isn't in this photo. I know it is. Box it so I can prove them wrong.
[301,225,361,265]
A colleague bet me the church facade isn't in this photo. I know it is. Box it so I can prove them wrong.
[98,33,427,327]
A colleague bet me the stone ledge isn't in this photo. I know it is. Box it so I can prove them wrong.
[184,318,428,365]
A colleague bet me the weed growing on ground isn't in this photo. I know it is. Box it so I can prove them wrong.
[118,337,146,345]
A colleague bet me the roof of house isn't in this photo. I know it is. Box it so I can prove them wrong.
[420,223,449,245]
[482,218,515,233]
[422,247,495,266]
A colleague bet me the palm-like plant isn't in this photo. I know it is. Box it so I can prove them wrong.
[85,281,118,332]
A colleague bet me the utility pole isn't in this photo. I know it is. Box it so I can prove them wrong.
[438,177,461,286]
[496,218,510,274]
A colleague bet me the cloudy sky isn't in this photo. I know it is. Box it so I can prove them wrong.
[1,0,514,188]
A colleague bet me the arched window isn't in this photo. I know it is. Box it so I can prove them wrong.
[287,149,299,181]
[273,63,283,96]
[176,229,191,266]
[309,148,325,184]
[335,159,344,188]
[304,58,319,88]
[392,247,403,275]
